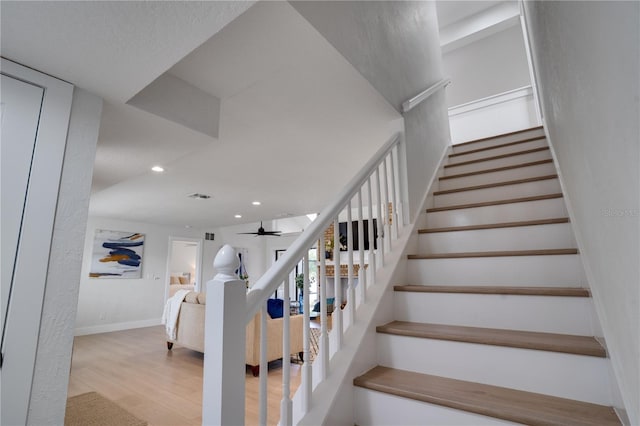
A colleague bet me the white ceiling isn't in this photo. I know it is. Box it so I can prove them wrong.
[2,1,401,230]
[435,1,503,28]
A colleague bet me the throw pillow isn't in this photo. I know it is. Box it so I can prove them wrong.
[267,298,284,319]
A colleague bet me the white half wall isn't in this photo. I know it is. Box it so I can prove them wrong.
[524,2,639,424]
[449,86,539,144]
[75,217,208,335]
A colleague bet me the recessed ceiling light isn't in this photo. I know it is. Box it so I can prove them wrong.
[252,201,261,206]
[234,214,242,219]
[151,165,164,172]
[184,225,192,229]
[187,193,211,200]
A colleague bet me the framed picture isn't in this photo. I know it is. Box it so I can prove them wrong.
[89,230,145,278]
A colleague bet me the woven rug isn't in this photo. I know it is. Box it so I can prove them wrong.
[309,328,321,362]
[65,392,147,426]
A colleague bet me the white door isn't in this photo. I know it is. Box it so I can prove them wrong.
[1,59,73,426]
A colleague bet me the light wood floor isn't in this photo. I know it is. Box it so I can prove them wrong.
[68,326,302,426]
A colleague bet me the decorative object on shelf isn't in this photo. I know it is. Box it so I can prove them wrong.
[324,237,334,259]
[235,248,249,287]
[296,273,305,313]
[89,230,145,279]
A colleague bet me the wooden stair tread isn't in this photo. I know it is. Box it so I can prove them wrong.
[376,321,606,357]
[445,147,550,168]
[440,159,554,181]
[449,135,546,158]
[408,248,578,259]
[418,218,569,233]
[354,366,619,426]
[433,174,558,195]
[453,125,544,148]
[393,285,590,297]
[426,193,563,213]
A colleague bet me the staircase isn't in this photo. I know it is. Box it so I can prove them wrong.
[353,127,621,425]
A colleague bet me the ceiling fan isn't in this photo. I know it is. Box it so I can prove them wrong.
[238,221,282,237]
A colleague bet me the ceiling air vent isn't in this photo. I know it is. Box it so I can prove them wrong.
[188,193,211,200]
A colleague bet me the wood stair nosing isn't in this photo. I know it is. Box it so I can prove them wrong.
[418,218,570,233]
[439,159,554,181]
[444,147,550,169]
[426,193,564,213]
[393,285,590,297]
[453,125,544,148]
[376,321,606,357]
[408,248,578,260]
[354,366,620,426]
[433,174,558,196]
[449,135,547,158]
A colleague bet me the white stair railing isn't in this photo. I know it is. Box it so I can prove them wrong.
[204,132,406,425]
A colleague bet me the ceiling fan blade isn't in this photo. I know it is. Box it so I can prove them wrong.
[238,232,260,235]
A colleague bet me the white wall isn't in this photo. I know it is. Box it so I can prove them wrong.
[28,88,103,425]
[525,2,639,424]
[443,24,531,108]
[75,217,206,335]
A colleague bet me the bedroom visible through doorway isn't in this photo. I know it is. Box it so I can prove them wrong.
[166,238,203,301]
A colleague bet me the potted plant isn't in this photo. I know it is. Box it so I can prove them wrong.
[296,273,305,313]
[325,237,334,259]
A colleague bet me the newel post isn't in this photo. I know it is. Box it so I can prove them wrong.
[202,245,246,426]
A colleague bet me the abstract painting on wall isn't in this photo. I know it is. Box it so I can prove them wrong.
[89,230,145,278]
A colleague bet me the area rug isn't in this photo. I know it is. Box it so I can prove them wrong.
[65,392,147,426]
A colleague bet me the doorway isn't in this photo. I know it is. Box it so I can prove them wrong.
[165,237,203,301]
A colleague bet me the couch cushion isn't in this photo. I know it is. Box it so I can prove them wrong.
[184,291,200,304]
[267,298,284,319]
[197,292,206,304]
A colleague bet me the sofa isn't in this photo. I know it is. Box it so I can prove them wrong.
[166,291,305,376]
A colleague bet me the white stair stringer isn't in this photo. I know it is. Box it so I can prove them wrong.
[447,138,548,164]
[406,254,586,286]
[394,292,594,335]
[418,222,576,253]
[438,161,557,190]
[376,334,613,405]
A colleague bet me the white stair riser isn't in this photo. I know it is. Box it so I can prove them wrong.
[426,198,568,228]
[434,179,560,208]
[438,162,557,191]
[418,223,576,253]
[406,255,586,286]
[453,128,546,154]
[376,335,612,405]
[394,292,594,335]
[444,150,551,175]
[354,388,517,426]
[448,139,548,164]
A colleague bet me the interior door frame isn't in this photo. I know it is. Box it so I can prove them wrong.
[164,236,204,301]
[0,58,74,425]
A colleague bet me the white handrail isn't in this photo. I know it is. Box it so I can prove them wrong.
[245,132,402,322]
[401,77,451,113]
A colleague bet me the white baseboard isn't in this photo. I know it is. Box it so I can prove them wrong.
[74,318,162,336]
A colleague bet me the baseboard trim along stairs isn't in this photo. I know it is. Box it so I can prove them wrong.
[353,126,622,425]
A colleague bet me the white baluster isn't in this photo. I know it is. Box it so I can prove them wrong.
[367,177,376,285]
[302,255,312,413]
[347,200,355,323]
[390,147,399,239]
[357,189,366,304]
[375,167,385,266]
[281,276,292,425]
[382,155,391,253]
[333,217,342,348]
[319,234,329,380]
[259,303,268,426]
[203,245,245,426]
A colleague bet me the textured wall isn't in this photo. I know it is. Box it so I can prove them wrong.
[291,0,451,220]
[524,1,639,423]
